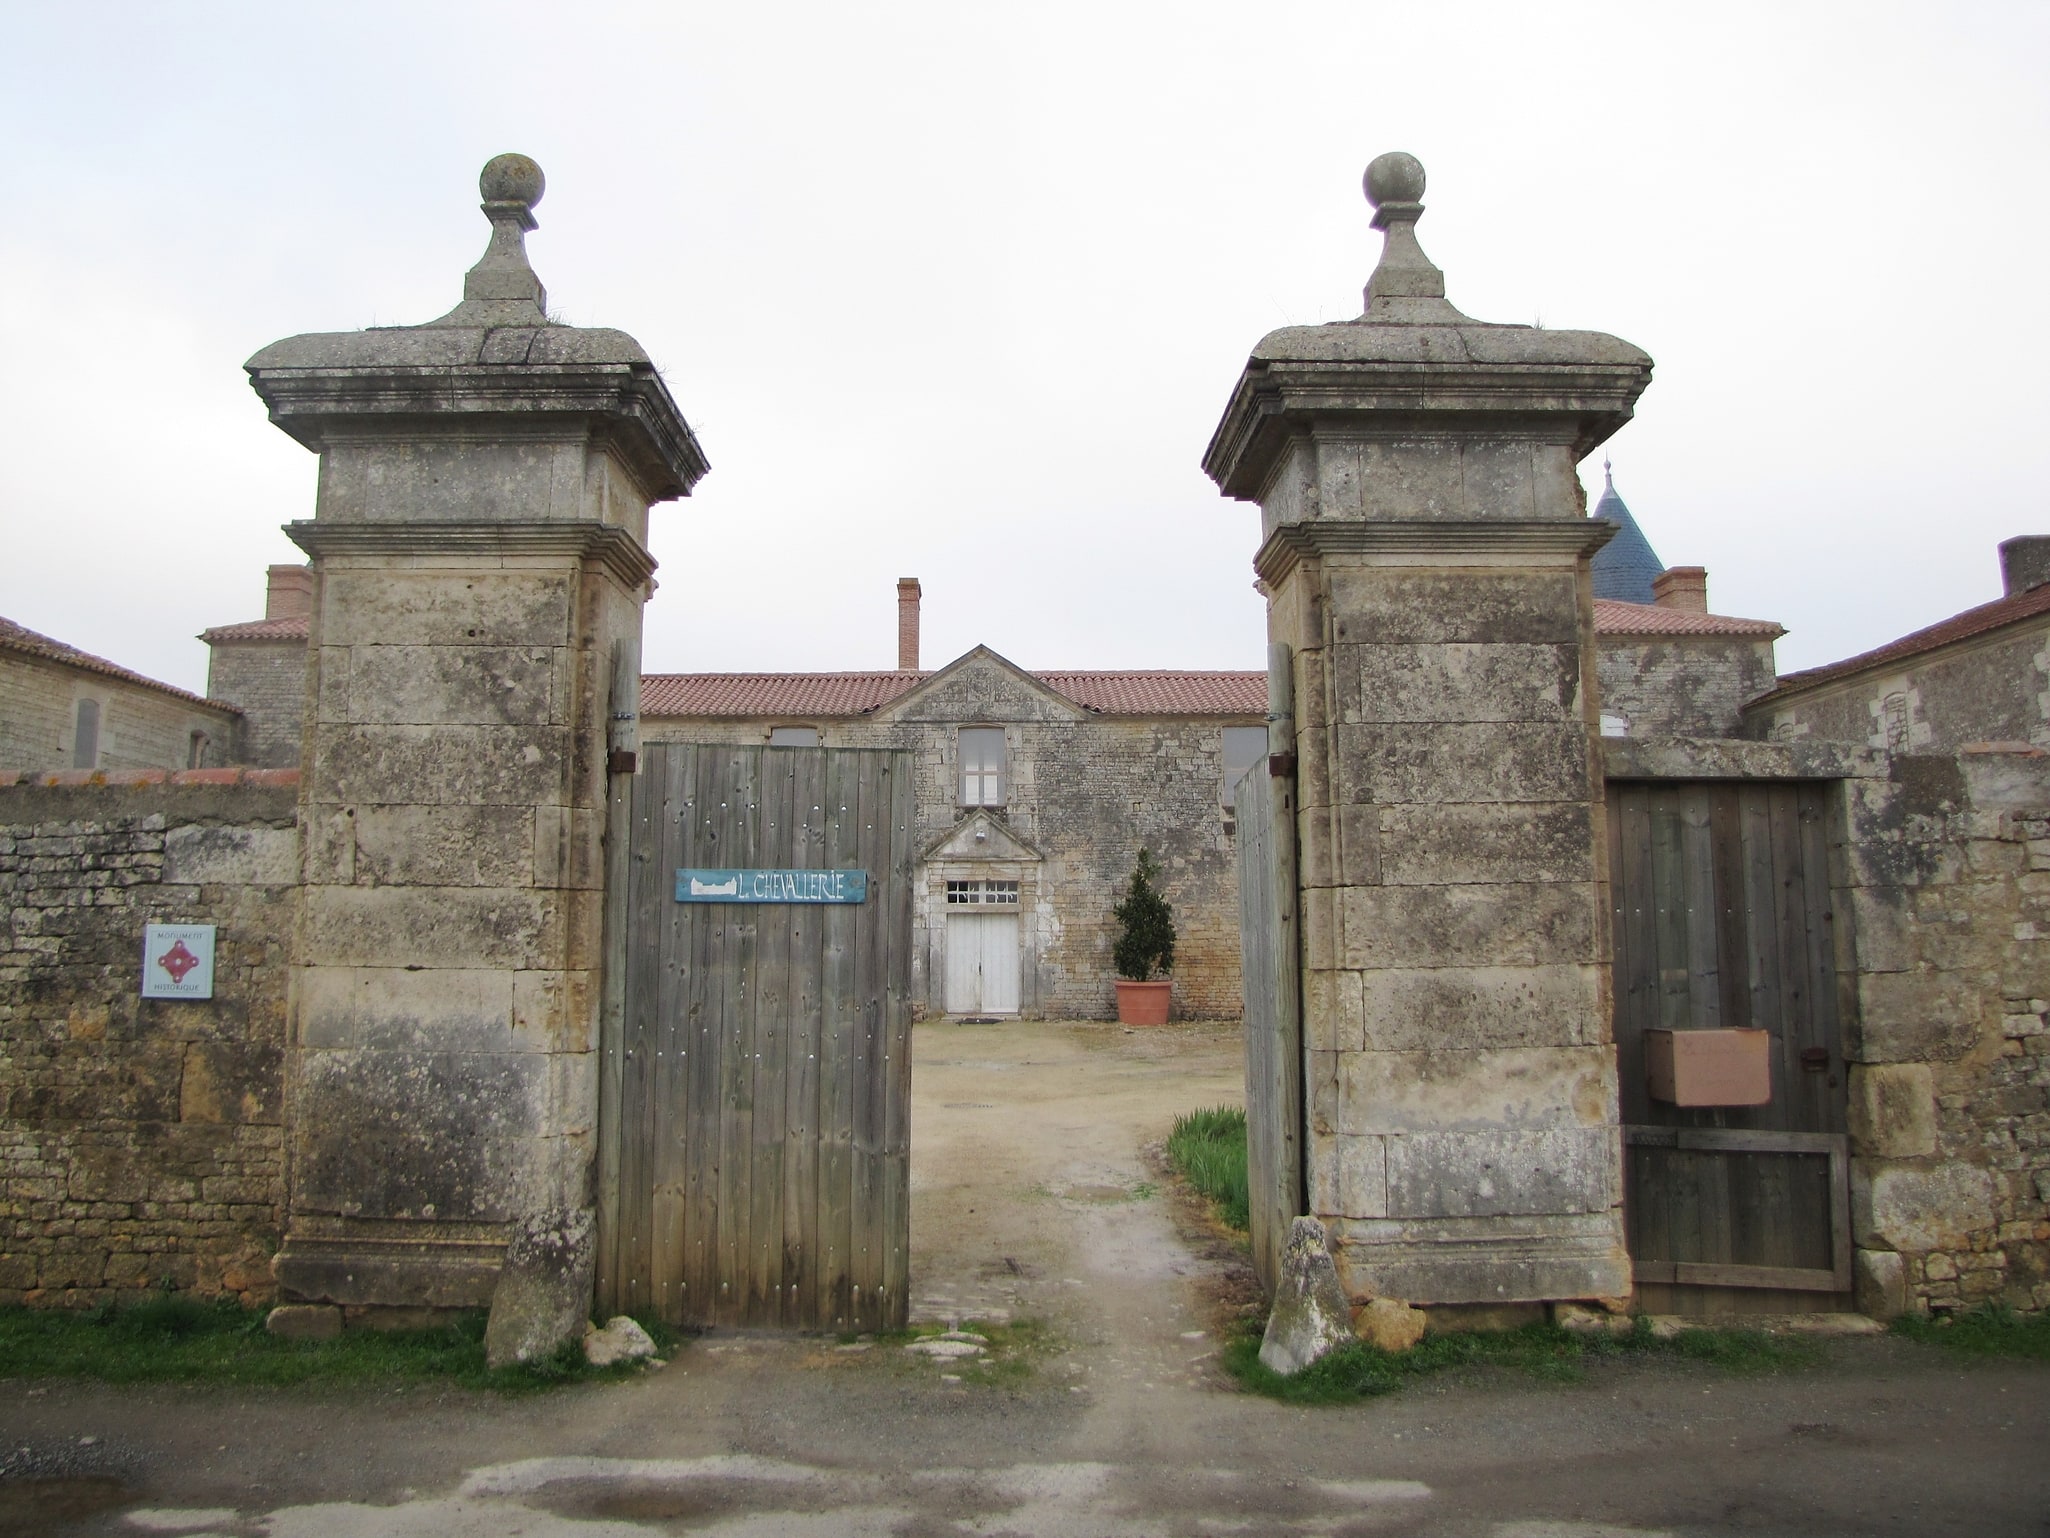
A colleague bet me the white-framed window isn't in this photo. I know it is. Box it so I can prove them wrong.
[1220,725,1268,808]
[946,879,1019,906]
[71,697,101,769]
[768,725,819,747]
[959,727,1005,806]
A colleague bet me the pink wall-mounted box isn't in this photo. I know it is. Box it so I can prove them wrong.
[1644,1028,1772,1107]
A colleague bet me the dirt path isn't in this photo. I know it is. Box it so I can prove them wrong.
[3,1019,2047,1537]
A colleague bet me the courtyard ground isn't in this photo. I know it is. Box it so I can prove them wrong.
[1,1018,2045,1537]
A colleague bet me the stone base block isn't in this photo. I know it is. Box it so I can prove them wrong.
[273,1221,506,1309]
[1330,1212,1630,1304]
[265,1304,342,1340]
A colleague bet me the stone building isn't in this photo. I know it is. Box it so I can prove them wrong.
[3,149,2043,1345]
[1747,535,2050,751]
[0,615,238,772]
[191,559,1781,1022]
[200,566,315,768]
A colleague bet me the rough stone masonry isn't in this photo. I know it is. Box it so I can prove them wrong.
[244,155,705,1358]
[1205,153,1649,1306]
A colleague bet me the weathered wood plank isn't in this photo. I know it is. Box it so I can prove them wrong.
[880,753,916,1329]
[747,749,796,1325]
[818,749,858,1331]
[783,748,826,1329]
[1633,1260,1843,1291]
[849,752,888,1330]
[615,757,663,1320]
[651,743,693,1324]
[1677,788,1722,1030]
[682,746,726,1325]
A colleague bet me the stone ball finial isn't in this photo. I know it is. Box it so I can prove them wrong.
[1363,152,1425,209]
[480,153,545,211]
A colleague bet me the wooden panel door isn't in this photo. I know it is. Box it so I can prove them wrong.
[1607,780,1853,1314]
[600,743,914,1332]
[944,912,1018,1015]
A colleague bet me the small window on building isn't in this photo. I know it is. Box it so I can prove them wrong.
[71,698,100,769]
[1220,726,1268,808]
[1599,712,1630,739]
[187,730,210,769]
[947,879,1019,906]
[768,725,819,747]
[959,727,1005,806]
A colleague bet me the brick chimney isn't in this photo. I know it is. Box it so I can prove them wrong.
[897,577,921,670]
[265,564,314,620]
[1999,537,2050,596]
[1651,566,1708,613]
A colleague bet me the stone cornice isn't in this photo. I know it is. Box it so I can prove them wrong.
[286,520,658,591]
[1204,355,1653,503]
[248,361,708,504]
[1253,519,1616,585]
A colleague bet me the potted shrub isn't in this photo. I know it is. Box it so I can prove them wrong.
[1112,847,1175,1025]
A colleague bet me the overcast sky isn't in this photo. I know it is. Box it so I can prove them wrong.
[3,3,2046,695]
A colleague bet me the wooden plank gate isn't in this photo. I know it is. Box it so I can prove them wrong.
[597,743,915,1331]
[1607,779,1853,1315]
[1237,646,1302,1294]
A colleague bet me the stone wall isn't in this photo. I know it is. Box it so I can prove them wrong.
[1597,635,1779,738]
[0,772,299,1305]
[205,641,307,768]
[1,652,238,772]
[1840,746,2050,1315]
[1753,621,2050,752]
[1605,736,2050,1316]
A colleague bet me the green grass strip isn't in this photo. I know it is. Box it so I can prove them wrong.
[0,1295,679,1393]
[1891,1303,2050,1361]
[1223,1317,1822,1405]
[1166,1105,1249,1232]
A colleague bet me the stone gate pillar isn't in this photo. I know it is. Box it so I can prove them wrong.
[1204,155,1651,1308]
[246,156,706,1349]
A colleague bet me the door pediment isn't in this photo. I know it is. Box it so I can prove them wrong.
[924,810,1042,864]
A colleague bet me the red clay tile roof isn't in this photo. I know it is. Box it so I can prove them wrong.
[1761,581,2050,701]
[1036,671,1267,714]
[1,616,237,713]
[640,672,925,717]
[639,670,1269,719]
[1593,600,1784,638]
[200,615,311,643]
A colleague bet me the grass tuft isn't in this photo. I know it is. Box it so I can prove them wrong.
[0,1299,680,1393]
[1892,1304,2050,1361]
[1166,1105,1249,1231]
[1222,1316,1821,1405]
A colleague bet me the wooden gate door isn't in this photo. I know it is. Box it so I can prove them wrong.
[599,744,914,1332]
[1237,750,1303,1294]
[1607,780,1853,1315]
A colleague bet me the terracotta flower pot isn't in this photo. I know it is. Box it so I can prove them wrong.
[1114,979,1172,1026]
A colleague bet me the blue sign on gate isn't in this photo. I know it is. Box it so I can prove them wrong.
[675,868,869,904]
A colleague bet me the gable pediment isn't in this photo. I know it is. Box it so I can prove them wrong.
[880,645,1088,724]
[923,809,1044,864]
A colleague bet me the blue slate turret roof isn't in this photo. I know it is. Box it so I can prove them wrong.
[1589,463,1664,603]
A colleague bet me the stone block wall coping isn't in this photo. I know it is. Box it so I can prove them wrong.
[286,520,657,592]
[0,767,300,789]
[1601,737,1886,784]
[1253,520,1617,586]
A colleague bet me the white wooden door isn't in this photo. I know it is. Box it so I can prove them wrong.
[946,912,1019,1014]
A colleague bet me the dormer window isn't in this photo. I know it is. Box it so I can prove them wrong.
[959,727,1005,806]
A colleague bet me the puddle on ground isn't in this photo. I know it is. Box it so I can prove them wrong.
[0,1475,133,1536]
